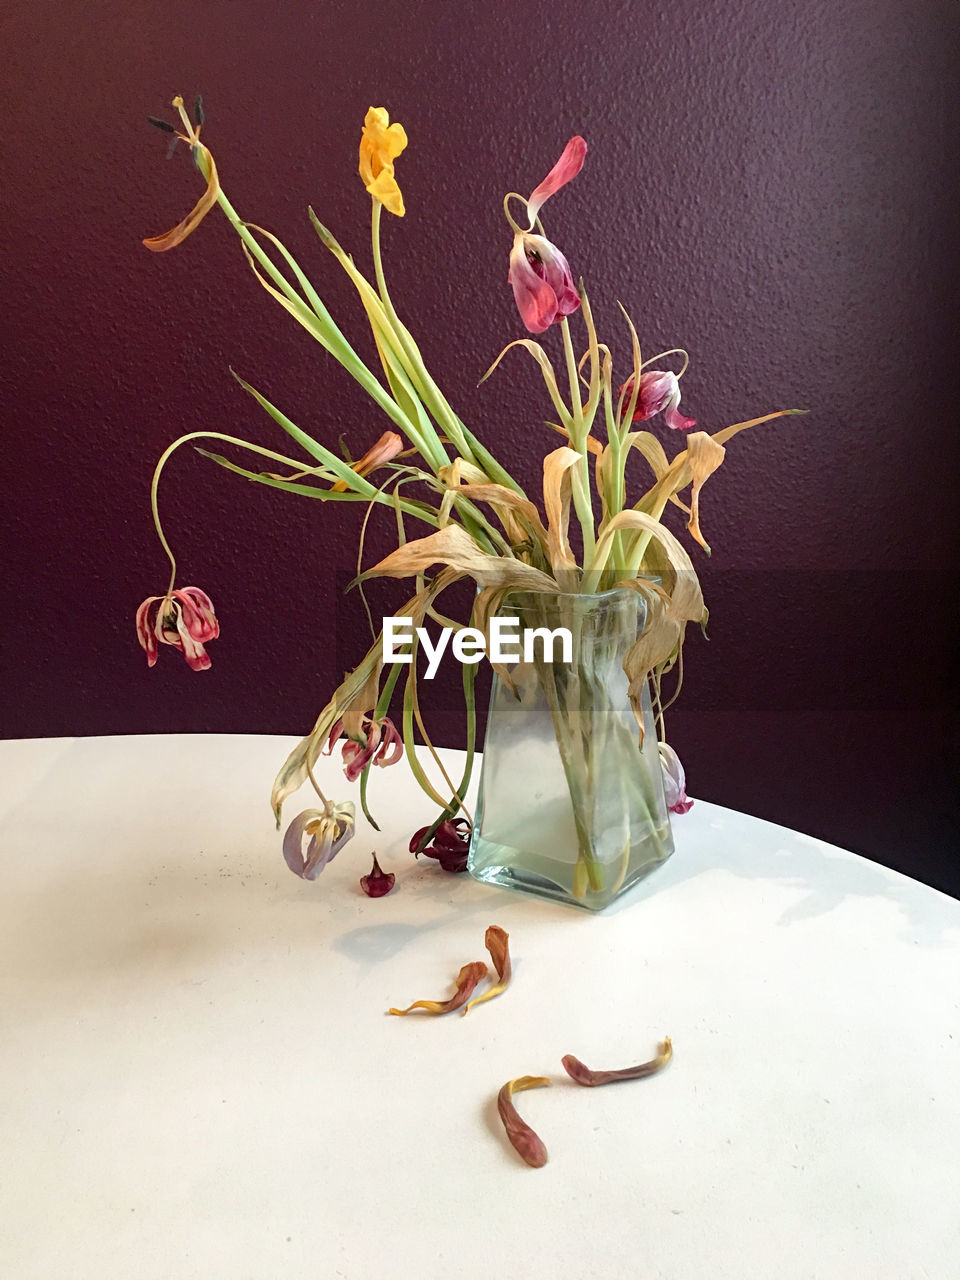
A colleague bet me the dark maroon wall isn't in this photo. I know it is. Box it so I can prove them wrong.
[2,0,958,894]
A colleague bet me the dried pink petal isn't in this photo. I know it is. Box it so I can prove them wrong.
[463,925,512,1014]
[497,1076,551,1168]
[360,853,395,898]
[561,1037,673,1086]
[387,960,488,1016]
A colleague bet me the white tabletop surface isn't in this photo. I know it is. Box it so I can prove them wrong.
[1,733,958,1280]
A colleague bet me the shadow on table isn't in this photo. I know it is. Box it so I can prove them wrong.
[329,862,577,965]
[604,806,960,947]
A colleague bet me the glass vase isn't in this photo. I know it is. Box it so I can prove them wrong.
[467,587,673,911]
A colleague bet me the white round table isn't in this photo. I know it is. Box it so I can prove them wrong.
[1,734,958,1279]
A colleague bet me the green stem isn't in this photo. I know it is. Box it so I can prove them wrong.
[560,318,585,446]
[560,318,595,565]
[358,661,404,829]
[371,201,477,466]
[196,151,432,462]
[410,660,477,853]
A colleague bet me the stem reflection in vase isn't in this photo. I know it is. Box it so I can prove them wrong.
[468,588,673,910]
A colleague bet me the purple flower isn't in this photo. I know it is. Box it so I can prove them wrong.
[659,743,694,815]
[282,801,356,880]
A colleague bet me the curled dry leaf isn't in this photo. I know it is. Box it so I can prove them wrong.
[387,961,487,1016]
[497,1076,551,1168]
[363,524,558,593]
[542,446,584,573]
[463,925,512,1014]
[561,1037,673,1086]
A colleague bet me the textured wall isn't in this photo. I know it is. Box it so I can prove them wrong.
[2,0,957,893]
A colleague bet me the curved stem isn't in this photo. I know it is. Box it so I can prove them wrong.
[559,318,595,566]
[305,756,330,811]
[149,429,352,594]
[502,192,525,235]
[358,660,405,828]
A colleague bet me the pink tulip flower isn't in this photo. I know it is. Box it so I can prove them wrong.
[135,586,219,671]
[508,136,587,334]
[624,370,696,431]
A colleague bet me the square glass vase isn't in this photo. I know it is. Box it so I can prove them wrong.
[467,587,673,911]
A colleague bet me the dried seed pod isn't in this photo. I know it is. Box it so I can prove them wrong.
[561,1037,673,1086]
[387,961,487,1016]
[360,853,395,898]
[463,925,511,1014]
[497,1076,551,1168]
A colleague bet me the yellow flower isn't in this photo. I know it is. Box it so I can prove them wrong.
[359,107,407,216]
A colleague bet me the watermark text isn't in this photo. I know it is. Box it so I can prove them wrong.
[383,616,573,679]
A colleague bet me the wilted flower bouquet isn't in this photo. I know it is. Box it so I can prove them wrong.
[137,96,797,908]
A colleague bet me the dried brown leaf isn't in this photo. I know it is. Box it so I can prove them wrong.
[470,586,519,694]
[479,339,571,428]
[454,483,550,555]
[682,432,726,551]
[542,446,583,573]
[543,420,603,455]
[364,524,557,593]
[589,511,705,739]
[632,410,804,544]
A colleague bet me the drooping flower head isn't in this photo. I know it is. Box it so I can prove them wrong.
[330,430,403,493]
[409,817,471,873]
[659,742,694,815]
[326,715,403,783]
[283,800,356,880]
[135,586,219,671]
[624,369,696,432]
[143,95,221,252]
[359,107,408,216]
[506,136,587,334]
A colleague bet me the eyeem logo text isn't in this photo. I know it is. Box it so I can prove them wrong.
[383,617,573,680]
